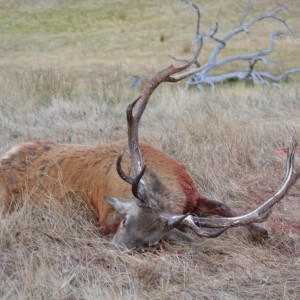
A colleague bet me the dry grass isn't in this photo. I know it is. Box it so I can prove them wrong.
[1,77,300,300]
[0,0,300,299]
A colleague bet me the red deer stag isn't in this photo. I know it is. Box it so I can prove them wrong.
[0,60,298,251]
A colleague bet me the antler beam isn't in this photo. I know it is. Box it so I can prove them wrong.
[117,58,207,207]
[185,139,299,229]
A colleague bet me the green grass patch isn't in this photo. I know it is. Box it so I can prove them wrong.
[0,2,148,35]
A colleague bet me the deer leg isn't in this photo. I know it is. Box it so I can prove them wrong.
[193,197,268,239]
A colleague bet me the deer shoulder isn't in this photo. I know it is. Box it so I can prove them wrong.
[0,140,201,222]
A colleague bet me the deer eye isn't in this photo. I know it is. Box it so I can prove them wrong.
[122,217,127,227]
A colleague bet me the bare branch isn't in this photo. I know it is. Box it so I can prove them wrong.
[240,0,253,26]
[181,0,201,36]
[206,7,292,68]
[274,0,289,11]
[190,67,300,88]
[205,22,226,47]
[241,7,286,33]
[258,69,300,82]
[170,63,207,81]
[170,1,298,90]
[170,0,203,67]
[189,1,202,66]
[207,31,282,72]
[245,58,266,79]
[168,54,189,64]
[271,15,297,37]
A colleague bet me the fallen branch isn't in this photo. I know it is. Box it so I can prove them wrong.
[171,0,299,91]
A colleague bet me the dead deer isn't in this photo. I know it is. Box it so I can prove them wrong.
[0,60,298,251]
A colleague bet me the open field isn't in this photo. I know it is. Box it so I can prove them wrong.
[0,0,300,299]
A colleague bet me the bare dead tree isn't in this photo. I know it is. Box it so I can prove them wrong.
[170,0,300,91]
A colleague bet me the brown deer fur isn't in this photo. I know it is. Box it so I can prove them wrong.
[0,140,260,236]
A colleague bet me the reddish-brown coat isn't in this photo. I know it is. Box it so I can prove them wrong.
[0,140,209,234]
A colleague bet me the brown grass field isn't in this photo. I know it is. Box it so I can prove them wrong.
[0,1,300,299]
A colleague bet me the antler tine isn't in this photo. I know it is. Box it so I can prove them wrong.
[126,97,150,207]
[189,138,299,228]
[160,138,298,236]
[124,59,205,207]
[116,99,149,191]
[182,216,229,238]
[284,137,296,182]
[116,151,135,185]
[131,165,148,202]
[126,98,143,179]
[162,214,228,238]
[121,38,209,206]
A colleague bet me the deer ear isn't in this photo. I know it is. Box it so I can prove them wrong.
[103,196,138,214]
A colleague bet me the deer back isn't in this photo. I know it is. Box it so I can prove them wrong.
[0,140,200,229]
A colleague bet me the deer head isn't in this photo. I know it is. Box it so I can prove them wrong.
[103,59,299,251]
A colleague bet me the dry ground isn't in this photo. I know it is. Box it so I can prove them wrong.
[0,1,300,299]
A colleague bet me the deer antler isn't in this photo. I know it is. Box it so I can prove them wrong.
[117,59,208,208]
[116,56,298,234]
[165,138,298,235]
[188,138,299,229]
[159,138,298,238]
